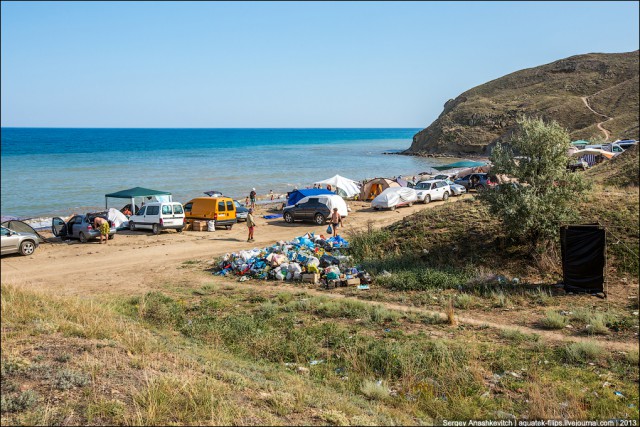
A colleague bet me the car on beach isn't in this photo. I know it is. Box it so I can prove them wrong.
[52,212,116,243]
[444,179,467,196]
[283,197,331,225]
[454,173,496,191]
[234,200,249,222]
[371,187,418,210]
[1,225,39,256]
[413,179,451,203]
[128,201,185,234]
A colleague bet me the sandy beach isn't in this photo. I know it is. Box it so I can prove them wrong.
[1,196,470,298]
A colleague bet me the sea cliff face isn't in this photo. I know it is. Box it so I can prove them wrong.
[406,51,640,156]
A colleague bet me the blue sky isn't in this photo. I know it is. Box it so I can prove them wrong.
[1,1,638,128]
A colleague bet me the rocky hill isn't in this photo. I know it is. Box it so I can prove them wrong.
[406,51,639,156]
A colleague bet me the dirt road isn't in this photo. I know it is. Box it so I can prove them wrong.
[581,95,612,141]
[1,196,468,297]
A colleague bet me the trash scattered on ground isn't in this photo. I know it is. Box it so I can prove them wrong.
[614,391,625,398]
[213,232,373,287]
[309,359,325,365]
[357,284,370,290]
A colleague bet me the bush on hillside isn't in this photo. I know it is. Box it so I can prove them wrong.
[480,116,589,246]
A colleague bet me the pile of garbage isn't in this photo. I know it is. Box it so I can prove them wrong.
[213,233,372,286]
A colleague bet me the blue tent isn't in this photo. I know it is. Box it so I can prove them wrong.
[287,189,333,206]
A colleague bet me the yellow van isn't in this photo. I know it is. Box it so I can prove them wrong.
[184,197,237,229]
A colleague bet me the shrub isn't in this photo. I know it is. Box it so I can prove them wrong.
[360,379,390,400]
[1,390,39,413]
[53,369,91,390]
[454,294,473,309]
[479,116,588,245]
[563,342,604,363]
[541,310,568,329]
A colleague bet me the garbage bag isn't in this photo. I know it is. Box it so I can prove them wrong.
[320,254,340,267]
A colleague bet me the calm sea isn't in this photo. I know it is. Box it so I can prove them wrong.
[1,128,455,219]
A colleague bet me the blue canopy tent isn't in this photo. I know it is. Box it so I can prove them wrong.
[432,160,487,171]
[287,189,333,206]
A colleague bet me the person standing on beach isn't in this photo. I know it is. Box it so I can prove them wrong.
[269,189,274,200]
[94,216,110,244]
[249,188,257,209]
[246,208,256,242]
[330,208,342,238]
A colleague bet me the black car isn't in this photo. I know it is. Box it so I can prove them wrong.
[283,197,331,225]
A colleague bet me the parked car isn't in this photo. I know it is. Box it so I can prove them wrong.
[234,200,249,222]
[184,197,237,229]
[413,179,451,203]
[614,140,638,150]
[1,225,39,256]
[371,187,418,210]
[52,212,116,243]
[444,179,467,196]
[128,201,185,234]
[283,197,331,224]
[454,173,496,191]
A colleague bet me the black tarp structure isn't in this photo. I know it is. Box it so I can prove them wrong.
[560,224,606,296]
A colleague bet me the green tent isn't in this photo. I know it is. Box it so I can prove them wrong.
[432,160,487,171]
[571,140,590,146]
[105,187,172,213]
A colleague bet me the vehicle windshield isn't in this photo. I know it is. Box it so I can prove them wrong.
[414,183,430,190]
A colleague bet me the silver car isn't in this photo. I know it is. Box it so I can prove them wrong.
[52,213,116,243]
[1,226,39,256]
[444,179,467,196]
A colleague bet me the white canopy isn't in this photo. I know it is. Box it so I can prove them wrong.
[570,148,616,159]
[314,174,360,198]
[371,187,418,209]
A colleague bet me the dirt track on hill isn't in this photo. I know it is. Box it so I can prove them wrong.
[2,193,638,351]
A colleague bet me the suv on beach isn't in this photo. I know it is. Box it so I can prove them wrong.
[454,173,495,191]
[413,179,451,203]
[283,197,331,225]
[1,226,39,256]
[128,202,185,234]
[52,212,116,243]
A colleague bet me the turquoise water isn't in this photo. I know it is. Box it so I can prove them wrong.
[1,128,454,218]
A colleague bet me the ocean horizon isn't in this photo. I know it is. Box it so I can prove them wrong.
[1,127,461,220]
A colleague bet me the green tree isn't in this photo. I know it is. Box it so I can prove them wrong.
[480,116,589,246]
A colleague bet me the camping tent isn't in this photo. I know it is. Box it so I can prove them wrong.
[313,175,360,198]
[107,208,129,230]
[432,160,487,171]
[287,189,333,206]
[105,187,173,214]
[359,178,400,201]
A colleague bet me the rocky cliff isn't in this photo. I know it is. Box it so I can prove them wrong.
[406,51,639,156]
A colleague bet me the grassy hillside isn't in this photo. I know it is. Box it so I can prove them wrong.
[407,51,639,156]
[2,148,638,425]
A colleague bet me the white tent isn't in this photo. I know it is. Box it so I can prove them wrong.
[107,208,129,230]
[313,175,360,198]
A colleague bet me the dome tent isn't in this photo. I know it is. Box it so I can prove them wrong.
[313,175,360,198]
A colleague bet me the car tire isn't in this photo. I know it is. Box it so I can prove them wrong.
[314,213,326,225]
[130,222,136,231]
[424,194,431,204]
[19,240,36,256]
[177,228,183,233]
[443,192,449,201]
[226,225,232,230]
[152,224,160,235]
[79,232,88,243]
[283,212,294,223]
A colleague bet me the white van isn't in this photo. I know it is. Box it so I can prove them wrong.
[128,202,185,234]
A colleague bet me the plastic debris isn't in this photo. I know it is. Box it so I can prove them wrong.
[309,359,325,365]
[212,232,371,286]
[614,391,625,398]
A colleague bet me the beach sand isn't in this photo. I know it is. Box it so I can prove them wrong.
[1,195,472,298]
